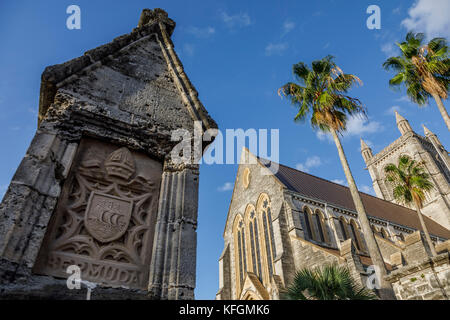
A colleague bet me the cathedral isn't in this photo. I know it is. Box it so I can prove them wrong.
[217,113,450,300]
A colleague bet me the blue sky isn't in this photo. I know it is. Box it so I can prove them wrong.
[0,0,449,299]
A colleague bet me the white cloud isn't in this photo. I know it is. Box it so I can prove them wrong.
[283,20,295,34]
[402,0,450,39]
[265,42,288,56]
[183,43,195,56]
[385,105,404,116]
[28,107,37,115]
[221,11,251,29]
[393,7,401,15]
[218,182,234,192]
[295,163,308,172]
[296,156,322,173]
[396,95,411,103]
[315,116,381,141]
[381,42,398,57]
[343,115,382,137]
[332,179,346,186]
[316,131,333,143]
[305,156,321,168]
[186,26,215,38]
[360,185,374,195]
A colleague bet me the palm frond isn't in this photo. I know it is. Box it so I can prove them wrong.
[384,155,434,208]
[383,32,449,105]
[279,55,365,133]
[283,264,377,300]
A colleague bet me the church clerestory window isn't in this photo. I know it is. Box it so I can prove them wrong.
[313,212,325,243]
[233,216,247,295]
[303,208,314,240]
[349,219,362,251]
[261,199,276,280]
[339,217,349,241]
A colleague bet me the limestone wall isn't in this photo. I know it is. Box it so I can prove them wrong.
[387,254,450,300]
[386,232,450,300]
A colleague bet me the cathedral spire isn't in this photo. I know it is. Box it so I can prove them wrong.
[423,124,444,149]
[395,111,413,135]
[422,124,433,137]
[360,138,373,163]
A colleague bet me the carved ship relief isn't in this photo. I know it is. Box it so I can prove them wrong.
[34,139,162,289]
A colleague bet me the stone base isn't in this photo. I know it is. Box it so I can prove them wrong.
[0,259,151,300]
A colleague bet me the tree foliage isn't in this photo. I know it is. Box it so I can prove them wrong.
[384,155,434,209]
[383,32,450,104]
[283,264,377,300]
[278,55,365,133]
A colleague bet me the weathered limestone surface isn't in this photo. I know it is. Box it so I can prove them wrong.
[0,8,217,300]
[386,232,450,300]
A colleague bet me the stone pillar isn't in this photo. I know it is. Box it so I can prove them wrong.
[0,128,78,282]
[216,244,231,300]
[148,164,199,300]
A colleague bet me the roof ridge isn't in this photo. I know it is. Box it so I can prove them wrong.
[262,157,430,215]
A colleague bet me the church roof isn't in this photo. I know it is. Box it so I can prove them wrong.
[264,161,450,240]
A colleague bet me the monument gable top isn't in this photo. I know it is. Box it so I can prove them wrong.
[38,8,217,132]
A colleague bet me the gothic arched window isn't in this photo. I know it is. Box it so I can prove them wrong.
[246,205,263,282]
[349,219,362,251]
[303,207,314,240]
[233,215,247,295]
[258,194,276,281]
[338,217,350,241]
[313,210,328,243]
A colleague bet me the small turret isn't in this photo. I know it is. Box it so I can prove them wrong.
[423,124,442,148]
[360,138,373,163]
[395,111,413,135]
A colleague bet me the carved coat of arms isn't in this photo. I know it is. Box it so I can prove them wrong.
[84,192,133,243]
[34,140,162,289]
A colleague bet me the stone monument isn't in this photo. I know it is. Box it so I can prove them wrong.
[0,8,217,300]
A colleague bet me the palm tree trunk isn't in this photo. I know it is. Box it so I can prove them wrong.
[414,205,437,257]
[330,129,395,300]
[431,93,450,131]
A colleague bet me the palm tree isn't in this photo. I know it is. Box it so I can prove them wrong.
[383,32,450,130]
[384,155,437,256]
[279,55,395,299]
[283,264,376,300]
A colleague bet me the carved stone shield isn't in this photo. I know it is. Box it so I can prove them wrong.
[84,192,133,243]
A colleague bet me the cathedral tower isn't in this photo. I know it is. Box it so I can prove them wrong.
[361,112,450,229]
